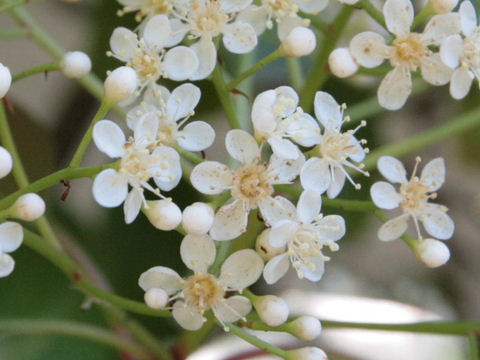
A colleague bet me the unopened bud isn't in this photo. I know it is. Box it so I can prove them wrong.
[0,63,12,98]
[256,229,285,261]
[281,27,316,58]
[60,51,92,78]
[144,199,182,231]
[429,0,458,14]
[0,146,12,179]
[12,193,45,221]
[182,202,214,235]
[104,66,138,104]
[329,48,358,78]
[415,238,450,268]
[288,316,322,341]
[285,347,328,360]
[144,288,169,309]
[253,295,289,327]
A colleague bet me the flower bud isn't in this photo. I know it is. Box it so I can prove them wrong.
[0,63,12,99]
[104,66,138,104]
[281,27,316,58]
[144,199,182,231]
[60,51,92,79]
[0,146,12,179]
[182,202,214,235]
[429,0,458,14]
[415,238,450,268]
[288,316,322,341]
[12,193,45,221]
[328,48,358,78]
[255,229,285,261]
[253,295,289,327]
[144,288,169,309]
[285,347,328,360]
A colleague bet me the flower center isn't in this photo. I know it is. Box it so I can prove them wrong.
[120,144,156,184]
[391,33,427,70]
[287,227,327,279]
[231,162,273,208]
[399,177,430,212]
[188,1,229,37]
[318,130,357,164]
[135,0,172,21]
[265,0,298,17]
[183,273,225,312]
[461,35,480,68]
[128,40,162,81]
[157,122,177,146]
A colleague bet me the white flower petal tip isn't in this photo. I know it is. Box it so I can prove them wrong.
[190,161,233,195]
[93,120,126,158]
[378,67,412,111]
[144,199,182,231]
[92,169,129,208]
[138,266,183,294]
[255,229,286,261]
[263,253,290,284]
[281,27,316,58]
[104,66,138,104]
[285,347,328,360]
[144,288,169,309]
[164,46,199,81]
[329,48,359,78]
[0,253,15,278]
[253,295,289,327]
[370,182,401,210]
[60,51,92,79]
[12,193,46,222]
[180,234,216,273]
[178,122,215,152]
[377,156,407,183]
[0,222,23,253]
[383,0,414,37]
[415,238,450,268]
[0,146,13,179]
[378,215,409,241]
[288,316,322,341]
[430,0,459,14]
[349,31,387,68]
[225,129,260,164]
[220,249,264,290]
[182,203,214,235]
[223,22,258,54]
[0,63,11,99]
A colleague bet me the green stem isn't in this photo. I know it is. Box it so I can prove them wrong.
[363,105,480,172]
[299,6,354,112]
[226,48,284,91]
[210,240,233,276]
[0,28,29,38]
[357,0,386,28]
[0,0,41,13]
[176,147,204,164]
[212,64,241,129]
[12,62,59,82]
[286,57,304,91]
[22,229,171,318]
[412,4,434,29]
[0,319,151,360]
[469,331,480,360]
[69,99,111,168]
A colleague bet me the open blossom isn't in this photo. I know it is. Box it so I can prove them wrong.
[191,129,305,241]
[0,222,23,278]
[440,1,480,99]
[261,190,345,284]
[116,0,176,23]
[139,234,264,330]
[300,91,368,199]
[126,83,215,152]
[349,0,461,110]
[92,117,181,224]
[370,156,454,241]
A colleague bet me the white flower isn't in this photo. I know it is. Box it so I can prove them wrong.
[11,193,45,222]
[138,234,264,330]
[182,202,215,235]
[285,347,327,360]
[440,1,480,99]
[370,156,454,241]
[143,198,182,230]
[430,0,458,14]
[60,51,92,79]
[116,0,175,23]
[281,27,316,57]
[0,63,12,99]
[252,294,289,327]
[349,0,461,110]
[92,117,181,224]
[126,83,215,152]
[300,91,368,199]
[328,47,359,78]
[104,66,138,104]
[288,316,322,341]
[262,190,345,284]
[0,146,12,179]
[0,222,23,278]
[191,129,305,241]
[251,86,320,160]
[415,238,450,267]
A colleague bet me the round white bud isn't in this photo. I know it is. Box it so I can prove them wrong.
[12,193,46,221]
[288,316,322,341]
[255,229,285,261]
[182,202,214,235]
[286,347,327,360]
[144,199,182,231]
[104,66,138,104]
[254,295,289,327]
[329,48,358,78]
[281,27,316,58]
[144,288,169,309]
[430,0,458,14]
[60,51,92,79]
[416,238,450,268]
[0,146,13,179]
[0,63,12,99]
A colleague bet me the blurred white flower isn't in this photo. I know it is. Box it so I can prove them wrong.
[0,63,12,99]
[60,51,92,79]
[0,146,12,179]
[116,0,175,23]
[104,66,139,104]
[415,237,450,267]
[281,27,316,57]
[0,222,23,278]
[328,47,359,78]
[11,193,45,222]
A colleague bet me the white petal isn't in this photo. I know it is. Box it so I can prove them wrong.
[214,296,252,323]
[314,215,346,241]
[326,167,345,199]
[460,1,477,36]
[92,169,129,208]
[314,91,342,129]
[421,54,453,86]
[297,0,328,14]
[260,195,297,225]
[300,157,330,194]
[420,158,445,192]
[0,222,23,253]
[277,16,306,41]
[301,254,325,282]
[450,67,474,100]
[144,83,170,107]
[223,22,257,54]
[378,214,409,241]
[236,5,268,35]
[267,152,305,184]
[190,161,233,195]
[346,134,366,163]
[165,19,189,47]
[263,253,290,284]
[0,253,15,278]
[110,27,138,60]
[180,234,216,273]
[124,189,143,224]
[189,38,216,80]
[422,13,461,45]
[377,156,407,183]
[178,121,215,151]
[370,181,401,209]
[383,0,413,38]
[286,113,321,147]
[219,249,264,290]
[221,0,252,12]
[275,86,299,115]
[210,200,248,241]
[297,190,321,224]
[269,220,298,247]
[252,89,277,135]
[226,129,260,164]
[138,266,183,294]
[378,66,412,111]
[422,206,454,240]
[172,302,205,331]
[143,14,170,49]
[93,120,125,158]
[268,137,300,160]
[440,35,463,69]
[166,83,201,122]
[349,31,389,68]
[164,46,199,81]
[134,112,159,148]
[152,146,182,191]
